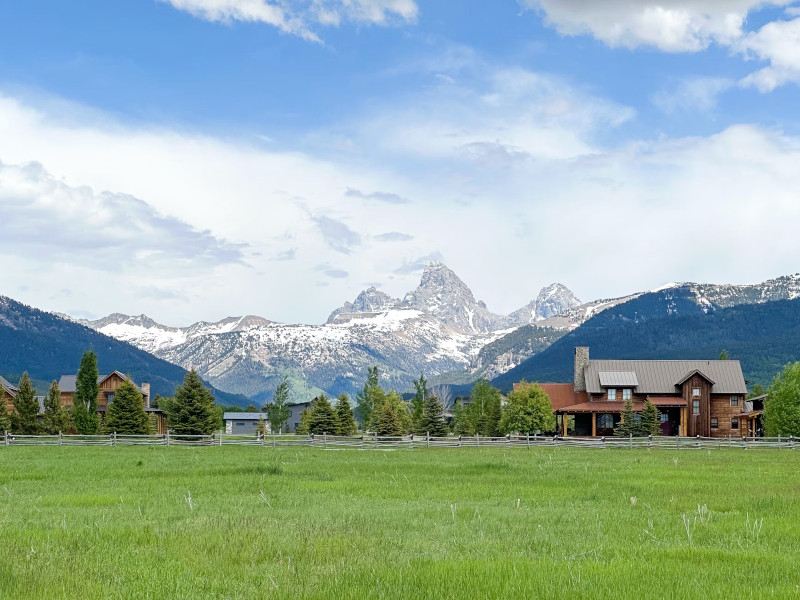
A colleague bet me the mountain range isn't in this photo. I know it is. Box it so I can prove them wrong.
[73,263,800,403]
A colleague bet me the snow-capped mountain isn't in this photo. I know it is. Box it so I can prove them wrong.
[506,283,583,326]
[327,287,400,323]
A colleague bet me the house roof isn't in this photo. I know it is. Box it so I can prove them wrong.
[598,371,639,387]
[536,383,589,411]
[584,360,747,395]
[223,412,266,421]
[0,376,18,397]
[558,397,688,413]
[57,371,146,394]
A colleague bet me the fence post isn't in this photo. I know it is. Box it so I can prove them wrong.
[166,429,170,447]
[507,433,511,447]
[4,430,7,447]
[458,435,462,447]
[629,433,633,449]
[360,435,364,449]
[728,434,731,449]
[427,432,430,449]
[272,432,276,448]
[323,432,327,449]
[743,436,748,450]
[696,435,701,449]
[476,434,480,448]
[111,431,116,447]
[602,436,606,450]
[790,435,795,450]
[373,433,378,449]
[527,432,531,449]
[58,430,62,447]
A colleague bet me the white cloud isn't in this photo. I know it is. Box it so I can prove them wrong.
[159,0,418,41]
[736,16,800,90]
[652,77,734,113]
[522,1,800,91]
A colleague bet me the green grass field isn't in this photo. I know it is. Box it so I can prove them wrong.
[1,446,799,599]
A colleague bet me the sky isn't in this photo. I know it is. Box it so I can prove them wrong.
[1,0,800,326]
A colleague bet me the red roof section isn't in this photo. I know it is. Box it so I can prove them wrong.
[512,382,588,411]
[557,397,688,413]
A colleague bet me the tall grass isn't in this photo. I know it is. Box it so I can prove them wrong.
[0,446,797,599]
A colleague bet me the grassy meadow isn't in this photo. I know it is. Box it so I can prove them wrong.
[0,446,799,599]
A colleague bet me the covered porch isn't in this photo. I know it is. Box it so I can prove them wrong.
[556,398,688,437]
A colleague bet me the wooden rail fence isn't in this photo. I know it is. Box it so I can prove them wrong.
[0,431,797,450]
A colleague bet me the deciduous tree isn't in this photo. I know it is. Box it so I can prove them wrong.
[764,362,800,437]
[411,374,427,434]
[73,350,100,434]
[499,382,554,435]
[264,376,291,434]
[356,366,382,426]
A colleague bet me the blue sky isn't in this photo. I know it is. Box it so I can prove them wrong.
[1,0,800,325]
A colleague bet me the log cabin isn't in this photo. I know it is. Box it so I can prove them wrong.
[1,376,18,415]
[522,347,759,438]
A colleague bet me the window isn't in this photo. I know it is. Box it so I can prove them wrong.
[236,422,246,427]
[692,387,701,397]
[107,393,115,403]
[660,413,669,423]
[607,389,617,401]
[730,395,739,407]
[731,417,739,430]
[622,389,632,401]
[711,417,718,429]
[597,414,614,429]
[693,399,700,415]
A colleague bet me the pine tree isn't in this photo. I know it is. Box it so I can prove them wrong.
[419,394,448,437]
[411,374,427,434]
[73,350,100,434]
[614,399,639,437]
[42,380,71,434]
[11,372,40,434]
[373,401,404,436]
[334,393,357,435]
[0,408,9,434]
[105,378,151,434]
[264,376,291,434]
[296,408,312,435]
[640,400,661,436]
[719,349,730,360]
[308,394,337,435]
[169,370,218,435]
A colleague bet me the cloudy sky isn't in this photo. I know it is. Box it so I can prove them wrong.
[1,1,799,326]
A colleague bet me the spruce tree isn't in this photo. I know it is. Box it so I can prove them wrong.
[42,380,71,434]
[0,408,9,434]
[419,394,448,437]
[11,372,40,434]
[105,378,150,434]
[334,393,357,435]
[614,399,639,437]
[73,350,100,434]
[356,366,382,426]
[264,376,291,434]
[296,408,312,435]
[411,374,427,434]
[308,394,337,435]
[373,401,403,436]
[641,400,661,436]
[169,370,218,435]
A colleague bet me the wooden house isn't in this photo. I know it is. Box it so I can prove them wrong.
[1,376,18,415]
[528,347,753,438]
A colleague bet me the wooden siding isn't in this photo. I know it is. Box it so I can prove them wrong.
[710,395,746,438]
[683,374,712,437]
[2,391,14,415]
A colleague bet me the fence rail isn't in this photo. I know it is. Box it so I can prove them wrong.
[1,431,797,450]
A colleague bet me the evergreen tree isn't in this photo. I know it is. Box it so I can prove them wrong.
[719,349,730,360]
[764,362,800,436]
[334,393,357,435]
[42,380,71,434]
[419,394,448,437]
[264,376,291,434]
[73,350,100,434]
[296,408,312,435]
[449,399,468,435]
[169,370,218,435]
[11,372,40,434]
[411,374,427,434]
[356,366,382,426]
[614,399,640,437]
[105,378,151,434]
[308,394,337,435]
[0,408,9,434]
[373,400,404,436]
[499,382,555,435]
[749,383,766,398]
[480,389,502,436]
[640,400,661,436]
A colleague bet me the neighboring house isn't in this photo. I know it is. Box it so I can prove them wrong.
[286,401,312,433]
[224,412,267,435]
[57,371,167,434]
[1,376,18,415]
[530,347,753,438]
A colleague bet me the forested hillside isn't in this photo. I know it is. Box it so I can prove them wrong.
[0,296,248,406]
[493,295,800,391]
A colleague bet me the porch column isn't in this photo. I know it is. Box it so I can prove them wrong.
[680,407,687,436]
[591,413,597,437]
[562,414,568,437]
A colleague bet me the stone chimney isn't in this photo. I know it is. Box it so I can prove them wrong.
[141,382,151,408]
[574,347,590,392]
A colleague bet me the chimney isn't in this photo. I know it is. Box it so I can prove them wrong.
[574,347,589,392]
[141,382,151,408]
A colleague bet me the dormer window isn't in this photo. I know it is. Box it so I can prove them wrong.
[622,389,632,401]
[607,389,617,401]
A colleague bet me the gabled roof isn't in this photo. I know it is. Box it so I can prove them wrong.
[223,412,267,421]
[675,369,716,387]
[0,376,18,397]
[58,371,141,394]
[584,360,747,395]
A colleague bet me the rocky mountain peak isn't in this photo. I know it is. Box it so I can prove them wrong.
[507,283,582,326]
[327,287,400,323]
